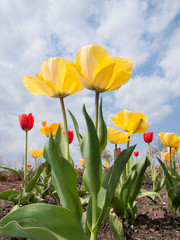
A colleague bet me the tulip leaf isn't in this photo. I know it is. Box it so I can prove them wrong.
[0,190,20,203]
[25,161,47,193]
[68,110,82,143]
[0,204,88,240]
[129,157,150,205]
[43,134,82,218]
[154,176,165,193]
[98,98,107,153]
[87,145,136,231]
[109,210,124,240]
[138,189,161,202]
[157,158,173,186]
[54,125,66,158]
[0,166,24,184]
[81,104,102,196]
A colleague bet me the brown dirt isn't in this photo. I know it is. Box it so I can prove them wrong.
[0,178,180,240]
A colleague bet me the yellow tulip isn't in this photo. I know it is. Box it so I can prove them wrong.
[39,121,63,137]
[74,44,133,92]
[161,152,170,161]
[29,148,43,159]
[79,158,85,167]
[23,57,85,98]
[111,110,151,134]
[104,162,109,168]
[107,127,132,144]
[158,132,180,148]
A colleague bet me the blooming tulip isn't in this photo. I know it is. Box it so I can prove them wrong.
[62,130,74,144]
[107,127,132,144]
[29,148,43,159]
[104,162,109,168]
[111,110,151,134]
[74,44,133,93]
[18,113,34,131]
[27,164,32,168]
[79,158,85,168]
[23,57,85,98]
[134,151,139,157]
[161,152,170,162]
[143,132,153,143]
[39,121,63,137]
[158,132,180,148]
[167,147,179,155]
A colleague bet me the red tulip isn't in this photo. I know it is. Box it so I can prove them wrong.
[143,132,153,143]
[62,130,74,144]
[134,151,139,157]
[18,113,34,131]
[27,164,32,168]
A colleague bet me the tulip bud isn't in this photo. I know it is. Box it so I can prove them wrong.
[134,151,139,157]
[143,132,153,143]
[18,113,34,131]
[62,130,74,144]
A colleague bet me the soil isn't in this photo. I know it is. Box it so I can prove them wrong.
[0,178,180,240]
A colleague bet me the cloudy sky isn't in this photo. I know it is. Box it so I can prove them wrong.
[0,0,180,168]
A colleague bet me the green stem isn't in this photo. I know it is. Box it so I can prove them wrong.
[60,97,70,161]
[115,143,117,160]
[169,147,172,176]
[94,91,99,131]
[148,143,155,190]
[35,158,37,172]
[126,136,130,177]
[176,152,180,175]
[90,194,98,240]
[24,131,28,191]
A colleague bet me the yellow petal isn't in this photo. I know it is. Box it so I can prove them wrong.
[161,152,170,161]
[75,44,110,81]
[158,132,180,148]
[29,148,43,158]
[107,127,132,144]
[23,75,56,97]
[79,158,85,167]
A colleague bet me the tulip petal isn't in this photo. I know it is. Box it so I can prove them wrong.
[23,75,56,97]
[107,127,132,144]
[75,44,110,81]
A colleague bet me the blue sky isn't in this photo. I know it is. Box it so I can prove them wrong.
[0,0,180,168]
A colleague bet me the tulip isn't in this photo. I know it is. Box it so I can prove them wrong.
[39,121,63,137]
[143,132,153,143]
[23,57,84,98]
[134,151,139,157]
[29,148,43,170]
[27,164,32,168]
[79,158,85,168]
[18,113,34,191]
[107,127,132,144]
[114,148,120,160]
[18,113,34,131]
[158,132,180,176]
[75,44,133,93]
[158,132,180,148]
[161,152,170,162]
[167,147,179,155]
[104,162,109,168]
[111,110,151,134]
[75,44,133,130]
[62,130,74,144]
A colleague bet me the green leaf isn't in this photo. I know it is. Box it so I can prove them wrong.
[68,110,82,143]
[81,105,102,196]
[98,98,107,153]
[0,190,20,203]
[0,166,24,184]
[87,145,136,231]
[0,204,88,240]
[139,189,162,202]
[157,158,173,186]
[109,210,124,240]
[129,157,150,204]
[154,176,165,193]
[43,134,82,218]
[54,125,66,158]
[25,161,47,193]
